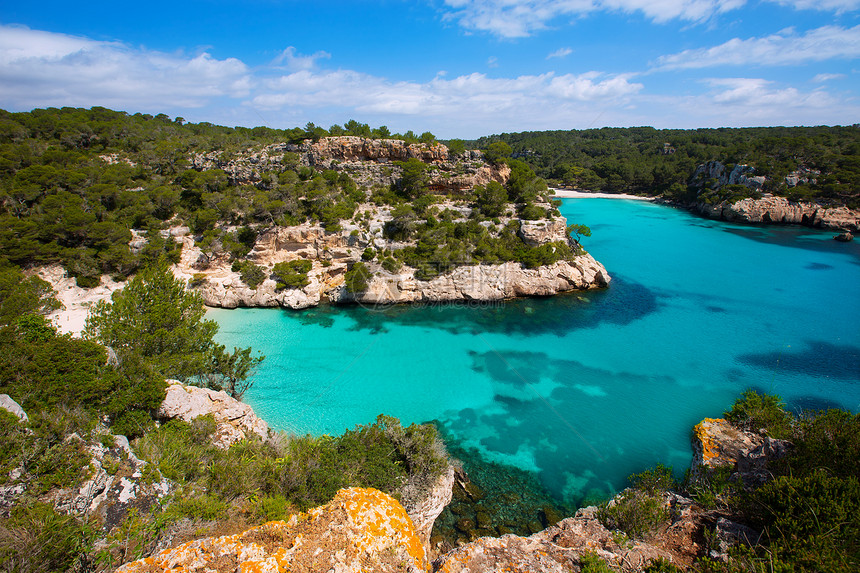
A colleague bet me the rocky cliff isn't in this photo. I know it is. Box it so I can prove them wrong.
[693,194,860,232]
[191,136,510,193]
[686,161,859,232]
[173,205,610,310]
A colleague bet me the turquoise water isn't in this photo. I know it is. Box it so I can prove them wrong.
[210,199,860,505]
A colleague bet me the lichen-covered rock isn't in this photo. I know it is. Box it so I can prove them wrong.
[116,487,426,573]
[434,505,676,573]
[690,418,791,488]
[157,380,269,448]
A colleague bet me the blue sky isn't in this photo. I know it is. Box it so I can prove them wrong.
[1,0,858,138]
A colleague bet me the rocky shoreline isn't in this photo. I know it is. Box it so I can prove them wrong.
[103,385,788,572]
[686,195,859,234]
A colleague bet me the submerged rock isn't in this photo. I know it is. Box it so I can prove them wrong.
[116,487,427,573]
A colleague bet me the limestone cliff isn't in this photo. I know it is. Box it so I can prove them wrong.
[687,161,859,232]
[173,207,610,310]
[191,136,510,193]
[693,194,860,232]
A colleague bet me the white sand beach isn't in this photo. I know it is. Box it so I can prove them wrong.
[550,189,655,201]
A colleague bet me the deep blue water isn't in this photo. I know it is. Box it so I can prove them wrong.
[210,199,860,505]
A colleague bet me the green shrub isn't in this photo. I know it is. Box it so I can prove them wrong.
[0,503,95,573]
[344,262,372,293]
[272,259,312,290]
[189,273,208,287]
[236,261,266,289]
[361,247,376,261]
[724,390,792,439]
[630,463,676,496]
[579,551,615,573]
[597,489,669,539]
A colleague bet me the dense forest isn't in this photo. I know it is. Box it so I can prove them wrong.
[474,126,860,208]
[0,107,565,288]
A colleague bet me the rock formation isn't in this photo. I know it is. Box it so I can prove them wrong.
[434,504,682,572]
[116,487,427,573]
[157,380,270,448]
[690,417,792,489]
[0,394,28,422]
[686,161,859,232]
[693,195,860,232]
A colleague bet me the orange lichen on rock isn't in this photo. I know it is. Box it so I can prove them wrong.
[693,417,726,464]
[116,488,426,573]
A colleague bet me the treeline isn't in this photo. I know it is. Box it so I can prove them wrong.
[475,126,860,208]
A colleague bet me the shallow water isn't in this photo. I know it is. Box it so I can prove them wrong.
[210,199,860,505]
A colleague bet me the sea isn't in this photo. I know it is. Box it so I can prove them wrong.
[209,198,860,507]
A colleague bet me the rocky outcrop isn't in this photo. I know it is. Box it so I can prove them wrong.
[693,195,860,232]
[690,418,791,488]
[157,380,269,448]
[117,487,427,573]
[517,218,569,246]
[691,161,766,191]
[350,257,609,306]
[305,136,449,165]
[400,466,456,547]
[0,394,28,422]
[434,504,679,573]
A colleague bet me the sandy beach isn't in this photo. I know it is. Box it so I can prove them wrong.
[550,189,655,201]
[37,266,124,337]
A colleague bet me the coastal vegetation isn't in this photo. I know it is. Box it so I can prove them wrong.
[594,390,859,572]
[0,263,449,570]
[476,126,860,208]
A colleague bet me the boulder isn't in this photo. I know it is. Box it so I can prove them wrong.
[0,394,28,422]
[834,231,853,242]
[116,487,426,573]
[157,380,269,448]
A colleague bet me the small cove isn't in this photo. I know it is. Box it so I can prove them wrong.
[210,198,860,507]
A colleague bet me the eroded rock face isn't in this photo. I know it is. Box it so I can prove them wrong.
[157,380,269,448]
[691,161,766,191]
[400,466,456,547]
[116,487,427,573]
[434,505,677,573]
[700,196,860,232]
[306,136,449,165]
[690,418,791,488]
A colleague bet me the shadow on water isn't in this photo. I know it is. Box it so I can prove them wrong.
[721,225,860,260]
[286,274,661,336]
[439,349,709,507]
[738,340,860,383]
[806,262,834,271]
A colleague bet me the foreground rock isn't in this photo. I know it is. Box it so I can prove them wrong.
[157,380,270,448]
[434,505,678,572]
[117,487,427,573]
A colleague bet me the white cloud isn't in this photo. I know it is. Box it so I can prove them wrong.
[655,25,860,69]
[271,47,331,71]
[812,72,846,82]
[0,25,251,111]
[442,0,746,38]
[441,0,859,38]
[487,56,499,67]
[252,69,642,118]
[770,0,860,11]
[547,47,573,59]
